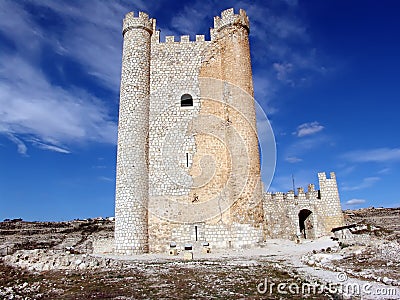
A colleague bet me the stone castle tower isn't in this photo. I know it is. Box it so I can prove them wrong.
[114,8,345,255]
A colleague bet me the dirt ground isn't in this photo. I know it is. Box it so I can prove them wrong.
[1,207,399,299]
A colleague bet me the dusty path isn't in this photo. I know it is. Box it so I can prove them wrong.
[99,237,400,299]
[263,238,400,299]
[2,237,399,299]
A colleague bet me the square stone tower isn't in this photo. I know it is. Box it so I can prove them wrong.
[115,8,265,254]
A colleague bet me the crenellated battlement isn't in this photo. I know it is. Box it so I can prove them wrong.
[148,8,249,44]
[116,5,345,252]
[264,172,342,204]
[158,34,207,43]
[318,171,336,181]
[265,183,319,202]
[263,172,344,240]
[123,11,154,36]
[213,8,250,33]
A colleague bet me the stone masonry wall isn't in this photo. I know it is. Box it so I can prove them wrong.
[318,172,346,230]
[263,172,345,240]
[146,8,264,252]
[114,12,152,255]
[114,8,345,254]
[147,27,209,253]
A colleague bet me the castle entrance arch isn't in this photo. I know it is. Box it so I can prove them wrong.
[298,209,315,239]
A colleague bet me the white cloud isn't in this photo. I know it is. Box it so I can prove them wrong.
[342,177,380,191]
[269,169,317,192]
[241,2,308,43]
[27,0,128,90]
[255,102,277,188]
[6,134,28,156]
[29,139,70,154]
[253,75,278,115]
[0,0,327,158]
[345,198,366,206]
[273,62,294,85]
[0,1,120,154]
[267,15,307,40]
[93,165,107,169]
[0,56,117,152]
[283,134,331,164]
[170,0,325,94]
[285,156,302,163]
[294,121,324,137]
[377,168,390,174]
[239,1,326,88]
[0,1,44,56]
[98,176,114,182]
[171,5,207,36]
[281,0,299,7]
[343,148,400,163]
[338,165,356,175]
[0,57,116,144]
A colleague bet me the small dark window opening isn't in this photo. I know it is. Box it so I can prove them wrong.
[186,152,189,167]
[195,226,198,241]
[181,94,193,107]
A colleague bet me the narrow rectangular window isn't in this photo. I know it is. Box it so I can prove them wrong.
[186,152,189,168]
[195,225,198,241]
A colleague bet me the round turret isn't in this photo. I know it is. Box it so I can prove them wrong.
[122,11,153,36]
[213,9,263,225]
[213,8,250,34]
[114,11,153,255]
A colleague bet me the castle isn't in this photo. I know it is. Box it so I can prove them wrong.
[114,8,345,255]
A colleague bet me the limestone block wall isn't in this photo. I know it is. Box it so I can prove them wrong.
[198,8,264,227]
[263,172,345,240]
[148,33,208,198]
[147,30,211,253]
[145,8,264,252]
[114,8,347,254]
[317,172,346,230]
[93,238,114,254]
[157,222,263,252]
[114,12,153,255]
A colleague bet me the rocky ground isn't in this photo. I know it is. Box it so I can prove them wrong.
[300,207,400,299]
[0,207,399,299]
[343,207,400,241]
[0,217,114,256]
[0,254,335,299]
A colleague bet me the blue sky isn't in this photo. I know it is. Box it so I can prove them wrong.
[0,0,399,221]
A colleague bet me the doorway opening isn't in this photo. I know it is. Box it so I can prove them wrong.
[298,209,314,239]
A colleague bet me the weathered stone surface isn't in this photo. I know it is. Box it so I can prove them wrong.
[115,8,266,254]
[114,8,345,254]
[263,172,345,240]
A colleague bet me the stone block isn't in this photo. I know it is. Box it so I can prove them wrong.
[183,251,193,260]
[168,249,178,256]
[202,247,211,254]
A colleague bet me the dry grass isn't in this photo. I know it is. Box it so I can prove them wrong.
[0,258,335,299]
